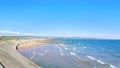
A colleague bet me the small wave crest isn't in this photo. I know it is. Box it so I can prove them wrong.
[72,47,85,54]
[110,64,118,68]
[64,47,68,50]
[70,52,82,60]
[86,55,118,68]
[87,55,105,64]
[70,52,76,56]
[58,47,65,56]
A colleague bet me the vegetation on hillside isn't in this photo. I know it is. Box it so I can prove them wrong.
[0,36,36,40]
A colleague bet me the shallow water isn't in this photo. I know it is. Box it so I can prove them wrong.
[19,39,120,68]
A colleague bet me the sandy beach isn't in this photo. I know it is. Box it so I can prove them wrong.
[0,39,46,68]
[18,42,46,50]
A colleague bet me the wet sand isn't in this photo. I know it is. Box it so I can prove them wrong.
[0,39,45,68]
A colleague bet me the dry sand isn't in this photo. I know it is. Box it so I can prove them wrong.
[18,42,46,50]
[0,39,45,68]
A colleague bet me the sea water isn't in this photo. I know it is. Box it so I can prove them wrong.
[19,39,120,68]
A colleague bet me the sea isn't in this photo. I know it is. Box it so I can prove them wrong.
[18,38,120,68]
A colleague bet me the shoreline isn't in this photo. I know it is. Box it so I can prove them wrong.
[0,39,46,68]
[18,42,46,50]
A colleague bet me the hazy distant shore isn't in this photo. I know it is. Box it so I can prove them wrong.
[0,38,47,68]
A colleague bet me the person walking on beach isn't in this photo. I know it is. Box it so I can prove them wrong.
[16,44,20,50]
[0,62,5,68]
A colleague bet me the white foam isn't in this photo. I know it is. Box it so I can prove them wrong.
[64,47,68,50]
[110,64,117,68]
[97,60,105,64]
[87,55,118,68]
[87,55,105,64]
[61,53,64,56]
[72,48,86,55]
[87,55,96,60]
[70,52,76,56]
[70,52,82,60]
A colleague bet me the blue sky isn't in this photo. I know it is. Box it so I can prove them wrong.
[0,0,120,39]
